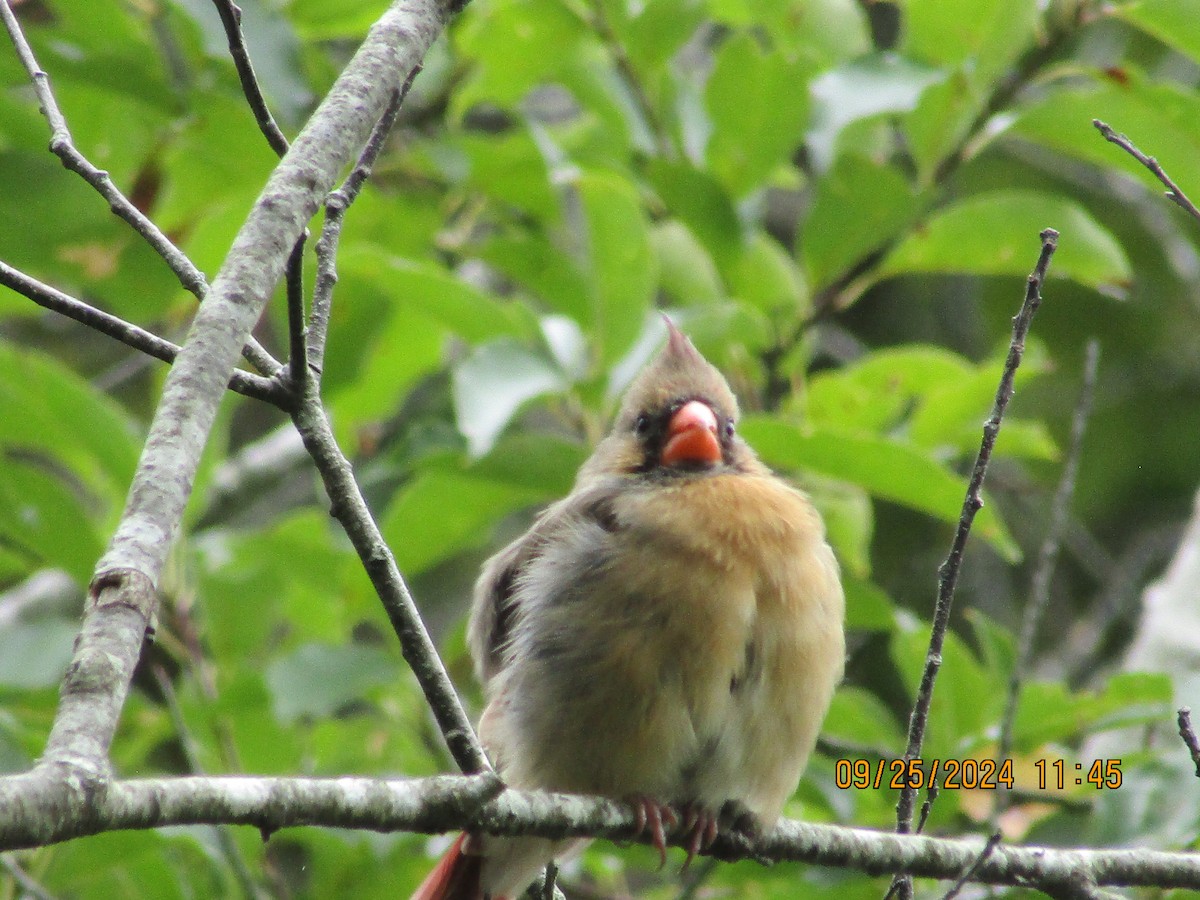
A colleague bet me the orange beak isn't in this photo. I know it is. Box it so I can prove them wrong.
[661,400,722,467]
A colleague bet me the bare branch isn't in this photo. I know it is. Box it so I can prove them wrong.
[0,0,281,377]
[209,0,291,157]
[1,0,460,794]
[940,832,1000,900]
[0,260,289,407]
[310,71,416,374]
[1177,708,1200,779]
[894,229,1059,844]
[285,236,309,391]
[290,377,490,774]
[1,776,1200,891]
[1094,119,1200,226]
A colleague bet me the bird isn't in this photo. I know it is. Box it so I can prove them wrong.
[413,319,845,899]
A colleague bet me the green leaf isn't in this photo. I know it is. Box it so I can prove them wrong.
[382,470,542,575]
[469,433,588,498]
[456,127,559,221]
[265,642,399,724]
[652,220,724,305]
[286,0,391,39]
[43,830,224,898]
[452,0,588,113]
[808,53,943,169]
[1115,0,1200,70]
[802,474,874,580]
[452,339,570,457]
[879,190,1132,294]
[575,171,657,365]
[1011,672,1172,749]
[730,231,809,316]
[843,577,896,631]
[705,32,812,195]
[480,232,593,323]
[904,0,1038,89]
[802,153,918,289]
[647,160,744,276]
[910,362,1057,461]
[0,460,105,582]
[740,417,1020,560]
[625,0,705,70]
[823,686,904,749]
[339,248,534,343]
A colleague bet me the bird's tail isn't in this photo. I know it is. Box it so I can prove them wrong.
[410,833,487,900]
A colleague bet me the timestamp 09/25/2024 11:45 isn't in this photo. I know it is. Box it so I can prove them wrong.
[833,757,1125,792]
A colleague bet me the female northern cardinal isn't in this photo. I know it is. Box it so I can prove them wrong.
[414,320,845,899]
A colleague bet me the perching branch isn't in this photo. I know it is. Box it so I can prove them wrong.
[0,0,281,378]
[893,230,1059,885]
[2,776,1200,892]
[1094,119,1200,226]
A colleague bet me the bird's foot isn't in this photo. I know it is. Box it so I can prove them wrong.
[627,795,678,869]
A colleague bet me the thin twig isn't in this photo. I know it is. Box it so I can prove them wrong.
[995,339,1100,816]
[291,375,490,775]
[891,230,1059,895]
[1177,708,1200,779]
[209,0,291,156]
[0,854,55,900]
[310,73,415,374]
[285,237,308,392]
[206,0,309,396]
[1094,119,1200,226]
[941,832,1001,900]
[0,0,282,378]
[0,260,289,407]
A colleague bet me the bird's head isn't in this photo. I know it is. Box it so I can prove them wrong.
[583,319,752,480]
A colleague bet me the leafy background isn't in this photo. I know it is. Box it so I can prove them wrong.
[2,0,1199,896]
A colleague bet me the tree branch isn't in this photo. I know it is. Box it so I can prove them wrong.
[0,0,461,801]
[1,776,1199,891]
[290,375,490,775]
[0,260,290,407]
[209,0,291,157]
[1094,119,1200,226]
[0,0,281,377]
[894,230,1059,852]
[310,71,416,376]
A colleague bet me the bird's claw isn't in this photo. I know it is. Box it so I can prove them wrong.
[628,796,678,870]
[677,803,719,873]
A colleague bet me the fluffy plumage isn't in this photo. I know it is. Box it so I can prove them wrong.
[412,322,845,900]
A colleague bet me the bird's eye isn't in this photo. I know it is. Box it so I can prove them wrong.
[724,420,735,438]
[634,414,649,435]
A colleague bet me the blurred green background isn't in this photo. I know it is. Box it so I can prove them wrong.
[2,0,1199,896]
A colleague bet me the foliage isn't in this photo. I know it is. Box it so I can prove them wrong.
[2,0,1199,895]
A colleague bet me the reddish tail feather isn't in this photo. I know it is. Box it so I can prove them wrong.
[410,833,489,900]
